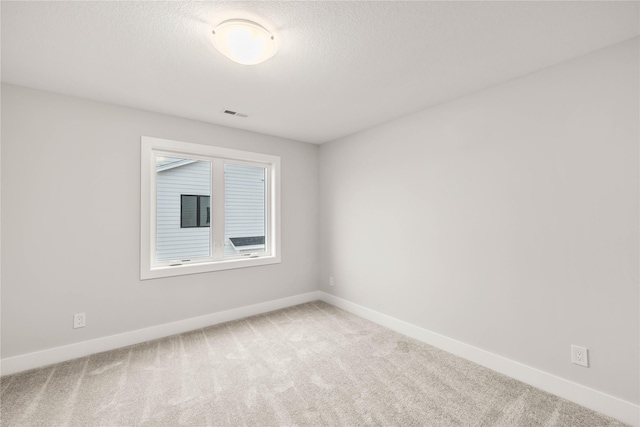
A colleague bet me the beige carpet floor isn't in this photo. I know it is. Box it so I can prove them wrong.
[0,301,627,426]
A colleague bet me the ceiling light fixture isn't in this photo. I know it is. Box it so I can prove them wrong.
[212,19,277,66]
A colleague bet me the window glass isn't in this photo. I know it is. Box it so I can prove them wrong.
[156,156,211,261]
[199,196,210,226]
[224,163,266,255]
[181,195,198,227]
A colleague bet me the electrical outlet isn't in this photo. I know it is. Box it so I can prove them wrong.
[329,276,335,287]
[571,345,589,367]
[74,313,86,329]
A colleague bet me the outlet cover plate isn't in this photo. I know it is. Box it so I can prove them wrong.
[571,345,589,367]
[74,313,86,329]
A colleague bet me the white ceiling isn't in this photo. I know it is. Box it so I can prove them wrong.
[1,1,638,144]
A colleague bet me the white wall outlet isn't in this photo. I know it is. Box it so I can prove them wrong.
[329,276,335,287]
[73,313,86,329]
[571,345,589,367]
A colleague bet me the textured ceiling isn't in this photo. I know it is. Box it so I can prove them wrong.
[1,1,638,144]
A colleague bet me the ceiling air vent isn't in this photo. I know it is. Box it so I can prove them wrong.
[222,109,248,118]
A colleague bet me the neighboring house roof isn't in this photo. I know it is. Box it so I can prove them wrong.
[156,158,196,172]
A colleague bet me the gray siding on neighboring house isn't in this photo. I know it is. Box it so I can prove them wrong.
[224,163,266,255]
[156,160,266,261]
[156,159,210,261]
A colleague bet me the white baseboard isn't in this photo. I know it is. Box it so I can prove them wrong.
[319,292,640,427]
[1,291,322,377]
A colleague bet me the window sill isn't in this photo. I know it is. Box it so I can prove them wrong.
[141,255,281,280]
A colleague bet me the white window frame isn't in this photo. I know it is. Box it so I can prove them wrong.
[141,136,281,280]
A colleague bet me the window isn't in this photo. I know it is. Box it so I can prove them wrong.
[141,136,281,279]
[181,195,210,228]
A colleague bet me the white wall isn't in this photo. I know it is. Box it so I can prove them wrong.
[319,38,639,404]
[1,84,319,358]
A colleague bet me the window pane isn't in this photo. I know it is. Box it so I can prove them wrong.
[199,196,210,226]
[156,156,211,261]
[181,195,197,227]
[224,163,266,255]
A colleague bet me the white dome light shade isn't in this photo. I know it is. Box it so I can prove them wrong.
[212,19,277,65]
